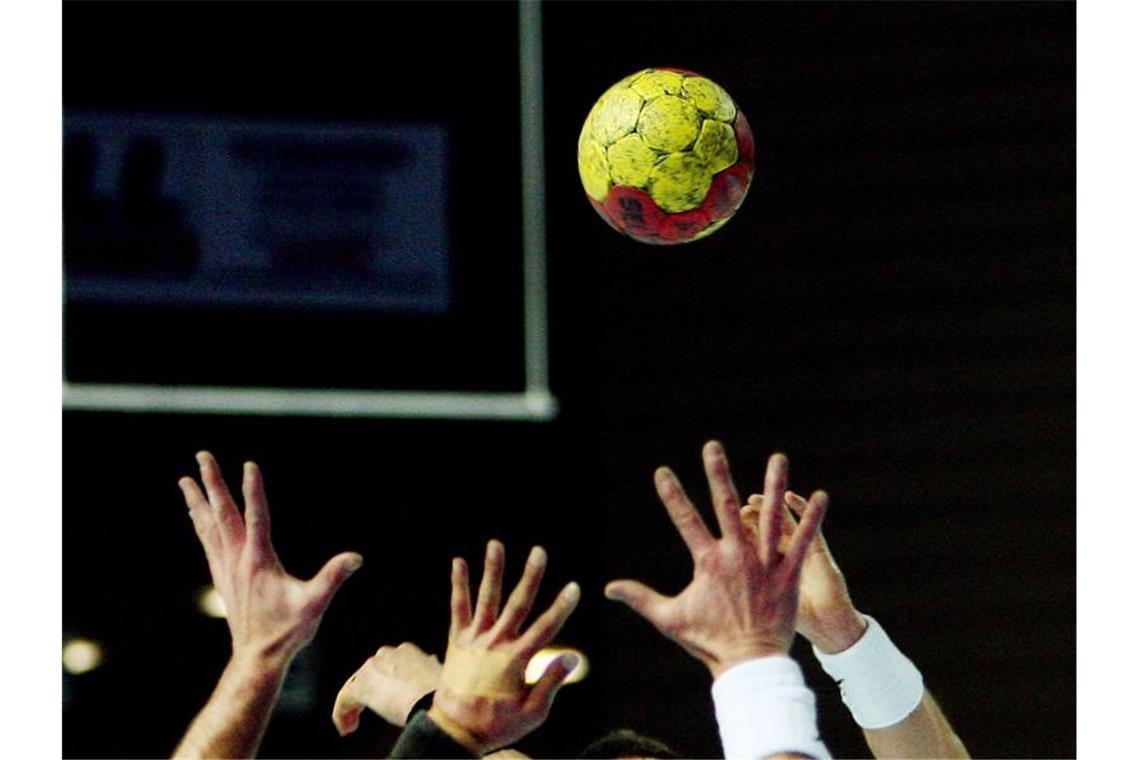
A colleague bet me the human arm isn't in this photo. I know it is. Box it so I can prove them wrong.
[861,692,968,759]
[605,442,831,760]
[172,452,363,759]
[741,491,969,759]
[333,641,442,734]
[389,540,581,757]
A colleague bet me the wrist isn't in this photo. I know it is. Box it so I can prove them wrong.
[228,646,293,681]
[426,704,488,756]
[711,657,831,760]
[708,642,791,680]
[812,614,924,729]
[808,609,868,654]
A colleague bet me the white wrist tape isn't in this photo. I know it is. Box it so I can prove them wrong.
[711,656,831,759]
[812,615,924,729]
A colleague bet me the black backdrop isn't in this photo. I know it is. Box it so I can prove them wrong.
[63,2,1074,758]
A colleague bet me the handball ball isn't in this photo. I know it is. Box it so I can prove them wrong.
[578,67,754,245]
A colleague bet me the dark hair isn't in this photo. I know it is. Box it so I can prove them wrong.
[576,728,680,759]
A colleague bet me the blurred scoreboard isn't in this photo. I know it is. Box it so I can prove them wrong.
[65,113,450,313]
[62,1,554,419]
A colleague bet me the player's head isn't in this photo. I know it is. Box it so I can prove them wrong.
[576,728,680,759]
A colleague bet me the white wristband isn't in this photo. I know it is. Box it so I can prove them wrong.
[711,656,831,759]
[812,615,924,729]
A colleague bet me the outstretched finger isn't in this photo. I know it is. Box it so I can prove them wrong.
[784,490,807,517]
[196,451,246,558]
[740,502,760,546]
[743,500,799,559]
[702,441,745,543]
[491,545,548,640]
[785,490,831,557]
[516,581,581,659]
[783,490,828,575]
[523,650,580,722]
[654,467,715,558]
[472,539,506,632]
[746,495,798,544]
[449,556,472,639]
[759,453,790,567]
[332,667,366,735]
[241,461,275,562]
[603,579,670,633]
[307,551,364,613]
[180,476,225,582]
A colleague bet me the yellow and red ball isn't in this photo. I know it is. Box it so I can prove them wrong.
[578,68,754,245]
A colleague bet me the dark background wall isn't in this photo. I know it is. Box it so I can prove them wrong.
[62,2,1074,758]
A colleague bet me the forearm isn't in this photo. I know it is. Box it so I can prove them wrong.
[172,653,289,759]
[811,616,968,760]
[863,691,969,760]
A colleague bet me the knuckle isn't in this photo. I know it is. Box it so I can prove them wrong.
[694,547,717,568]
[676,512,700,528]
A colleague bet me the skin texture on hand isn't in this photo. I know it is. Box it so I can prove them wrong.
[741,490,867,654]
[179,452,363,665]
[172,451,362,759]
[605,442,828,679]
[333,642,442,734]
[427,540,581,755]
[743,490,969,759]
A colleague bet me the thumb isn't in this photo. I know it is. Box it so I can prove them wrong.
[604,580,668,626]
[308,552,364,610]
[332,681,365,736]
[524,651,579,718]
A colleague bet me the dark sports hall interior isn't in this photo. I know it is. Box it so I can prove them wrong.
[62,2,1074,757]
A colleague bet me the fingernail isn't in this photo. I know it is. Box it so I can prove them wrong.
[347,554,364,571]
[560,652,580,671]
[195,451,209,466]
[563,582,581,602]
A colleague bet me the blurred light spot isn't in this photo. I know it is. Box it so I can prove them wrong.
[525,646,588,685]
[63,638,104,675]
[197,585,227,618]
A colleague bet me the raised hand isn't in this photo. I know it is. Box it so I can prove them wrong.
[427,540,581,755]
[741,491,867,654]
[333,642,442,734]
[173,451,362,759]
[179,451,363,667]
[605,441,828,678]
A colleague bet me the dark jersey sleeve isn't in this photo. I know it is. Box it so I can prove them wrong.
[388,710,477,759]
